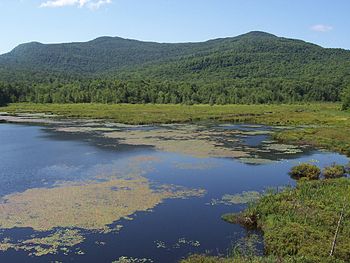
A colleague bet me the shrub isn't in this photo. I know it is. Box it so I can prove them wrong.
[323,163,346,179]
[289,163,321,180]
[346,162,350,173]
[341,86,350,111]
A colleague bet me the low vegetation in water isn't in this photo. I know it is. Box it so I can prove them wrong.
[2,102,350,157]
[112,256,154,263]
[0,159,205,256]
[208,191,261,206]
[1,103,350,261]
[220,177,350,262]
[289,163,321,180]
[0,229,85,257]
[323,163,347,179]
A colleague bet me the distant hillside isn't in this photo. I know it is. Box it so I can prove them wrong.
[0,31,349,105]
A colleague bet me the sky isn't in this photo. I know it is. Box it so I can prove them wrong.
[0,0,349,54]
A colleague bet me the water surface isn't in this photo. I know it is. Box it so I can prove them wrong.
[0,122,347,263]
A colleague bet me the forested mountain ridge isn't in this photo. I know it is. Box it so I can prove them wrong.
[0,31,349,105]
[1,31,349,79]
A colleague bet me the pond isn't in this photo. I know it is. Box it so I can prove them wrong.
[0,119,348,263]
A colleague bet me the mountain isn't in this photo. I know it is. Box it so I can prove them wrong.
[1,31,348,78]
[0,31,349,104]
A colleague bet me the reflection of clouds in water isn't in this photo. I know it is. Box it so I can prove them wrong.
[87,157,156,180]
[84,151,97,156]
[39,164,83,178]
[37,155,160,187]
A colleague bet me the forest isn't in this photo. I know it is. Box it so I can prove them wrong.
[0,31,349,107]
[0,78,347,106]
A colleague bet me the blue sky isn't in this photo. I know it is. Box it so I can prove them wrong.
[0,0,349,54]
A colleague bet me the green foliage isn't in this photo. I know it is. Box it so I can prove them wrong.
[222,178,350,262]
[181,254,341,263]
[289,163,321,180]
[0,89,7,106]
[0,32,349,105]
[323,163,347,179]
[341,86,350,110]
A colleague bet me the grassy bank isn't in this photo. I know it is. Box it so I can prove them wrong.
[1,102,350,156]
[0,102,344,125]
[219,178,350,263]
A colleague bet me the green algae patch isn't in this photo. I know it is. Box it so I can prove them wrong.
[262,143,304,154]
[113,256,154,263]
[154,238,201,250]
[104,126,249,159]
[209,191,261,206]
[3,102,350,157]
[239,157,276,165]
[0,175,204,232]
[0,165,205,257]
[0,229,84,256]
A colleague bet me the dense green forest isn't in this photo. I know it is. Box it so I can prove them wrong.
[0,31,349,105]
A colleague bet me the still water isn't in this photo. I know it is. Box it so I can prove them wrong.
[0,122,348,263]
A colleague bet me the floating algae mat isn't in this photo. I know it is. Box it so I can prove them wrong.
[0,121,348,263]
[0,174,204,231]
[0,229,85,257]
[0,160,204,257]
[208,191,262,206]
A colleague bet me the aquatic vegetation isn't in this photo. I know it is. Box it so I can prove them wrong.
[181,254,313,263]
[154,240,166,249]
[1,110,314,162]
[238,157,276,165]
[104,126,249,158]
[2,104,350,261]
[0,229,84,256]
[323,164,347,179]
[154,238,201,250]
[222,178,350,262]
[3,103,350,158]
[113,256,154,263]
[289,163,321,180]
[0,175,204,232]
[0,159,205,257]
[173,238,201,248]
[238,130,273,136]
[262,143,303,154]
[209,191,261,206]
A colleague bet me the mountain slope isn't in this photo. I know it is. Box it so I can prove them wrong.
[1,31,349,80]
[0,31,349,105]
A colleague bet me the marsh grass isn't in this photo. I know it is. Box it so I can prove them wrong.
[323,164,347,179]
[2,102,350,156]
[289,163,321,180]
[222,178,350,262]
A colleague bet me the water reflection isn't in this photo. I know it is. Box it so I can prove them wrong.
[0,122,348,263]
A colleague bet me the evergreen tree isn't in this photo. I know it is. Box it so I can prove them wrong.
[341,86,350,110]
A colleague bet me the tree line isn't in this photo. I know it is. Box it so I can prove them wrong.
[0,78,348,107]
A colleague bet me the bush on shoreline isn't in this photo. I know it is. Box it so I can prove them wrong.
[289,163,321,180]
[219,178,350,262]
[323,163,347,179]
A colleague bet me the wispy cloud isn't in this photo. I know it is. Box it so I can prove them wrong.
[40,0,111,9]
[88,0,111,10]
[310,24,333,32]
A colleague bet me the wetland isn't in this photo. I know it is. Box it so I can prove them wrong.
[0,113,348,262]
